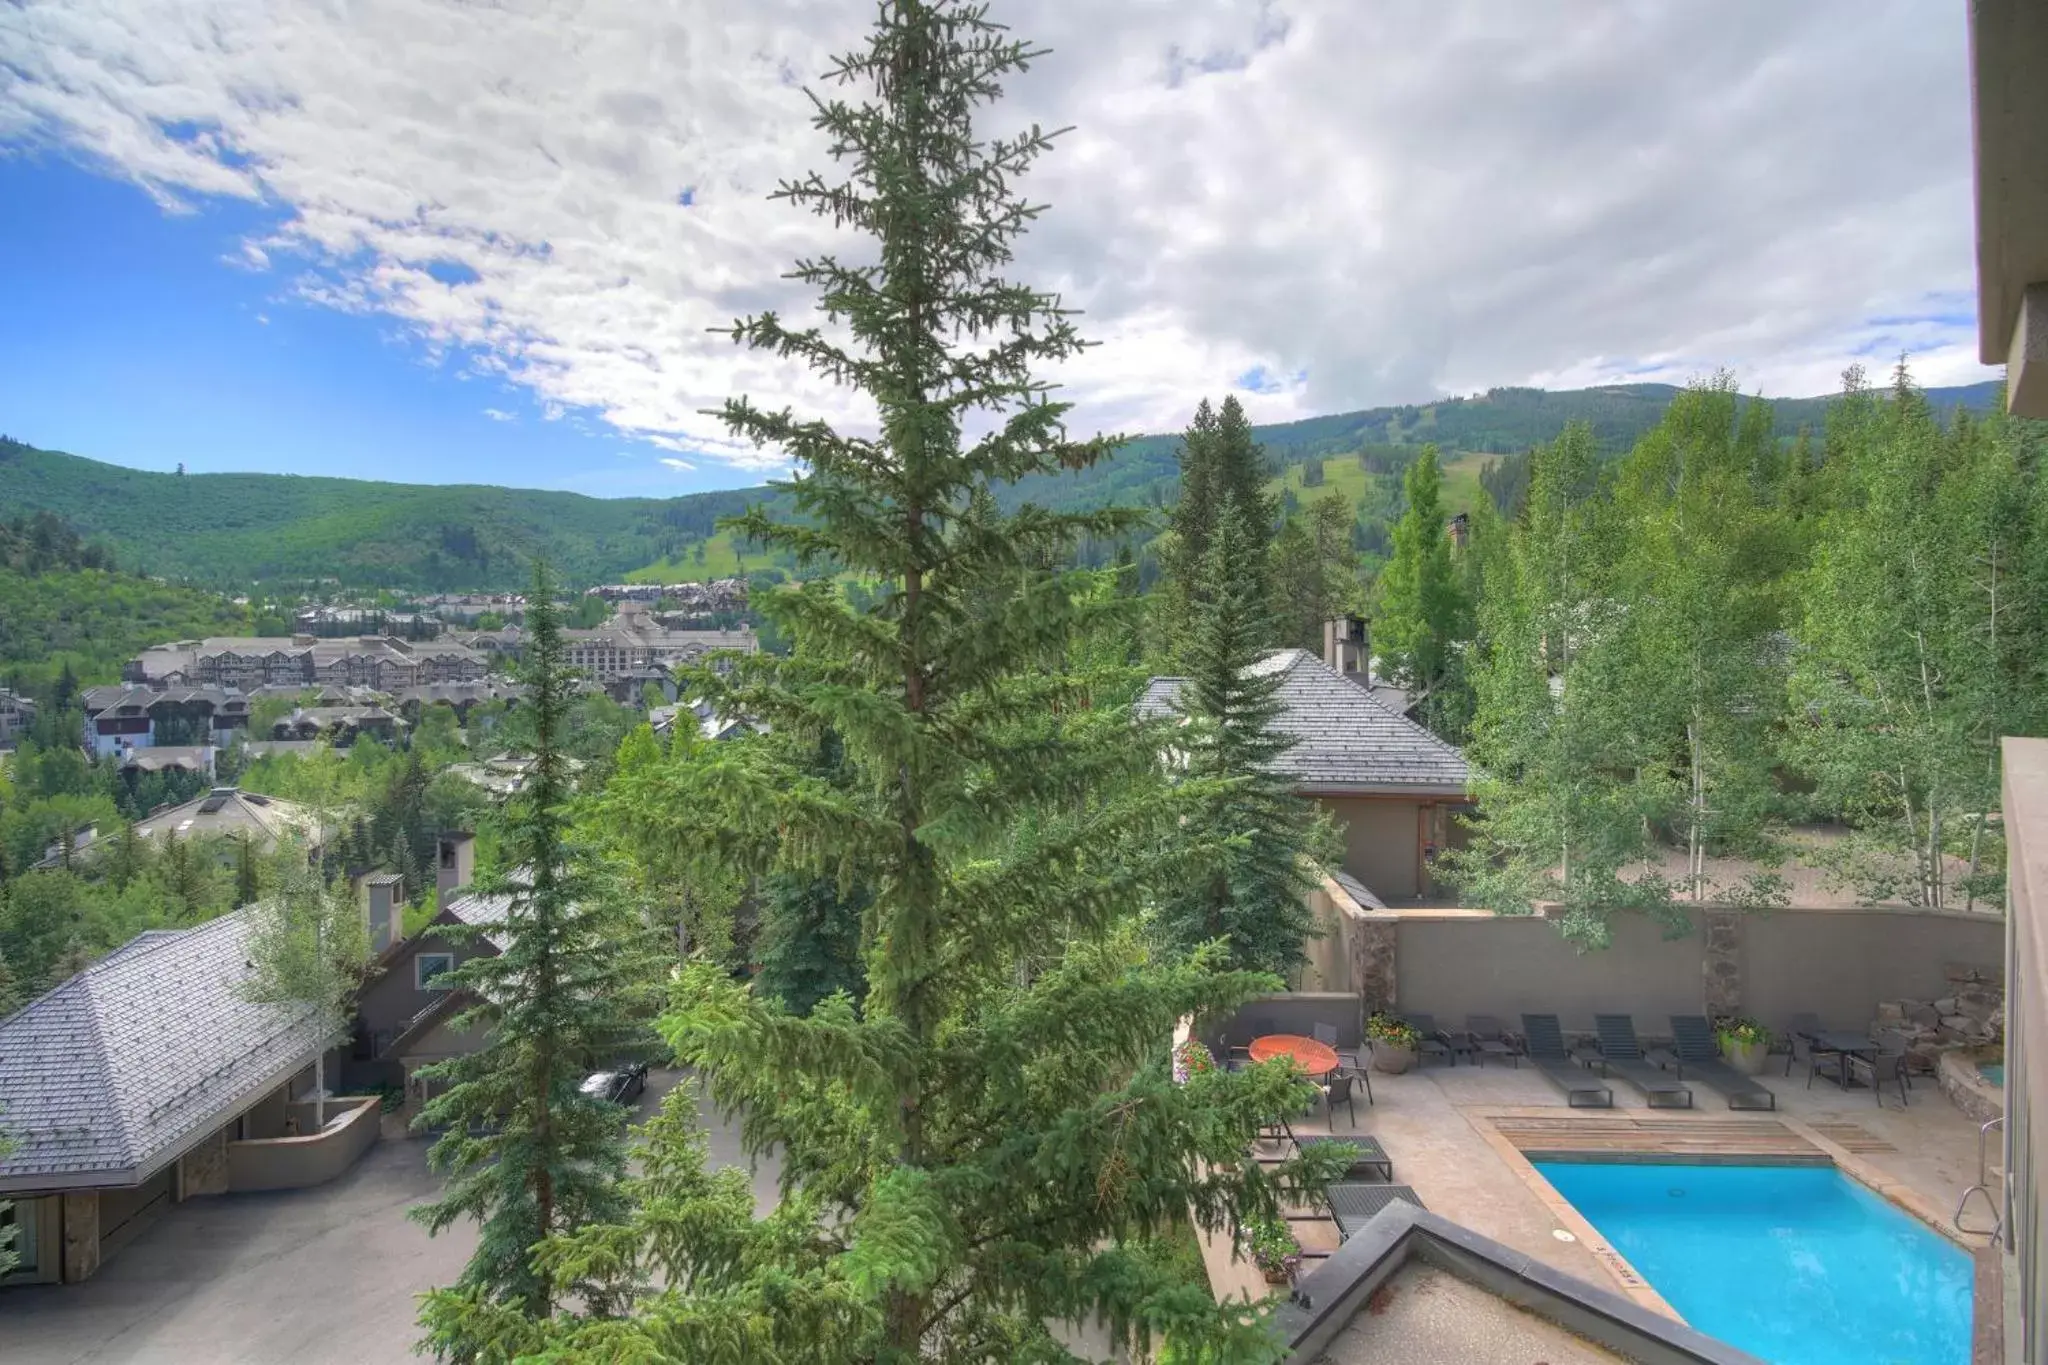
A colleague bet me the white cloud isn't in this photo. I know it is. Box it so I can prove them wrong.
[0,1,1998,484]
[658,456,695,472]
[481,407,515,422]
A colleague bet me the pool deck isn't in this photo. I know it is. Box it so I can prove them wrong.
[1199,1055,1999,1328]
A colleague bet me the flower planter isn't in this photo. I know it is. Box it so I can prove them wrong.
[1371,1044,1416,1075]
[1260,1264,1293,1286]
[1723,1039,1769,1076]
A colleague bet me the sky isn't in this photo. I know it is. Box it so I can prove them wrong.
[0,0,2000,500]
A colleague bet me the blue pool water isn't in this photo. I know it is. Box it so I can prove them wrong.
[1982,1062,2005,1087]
[1535,1161,1971,1365]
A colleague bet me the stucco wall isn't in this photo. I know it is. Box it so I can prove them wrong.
[356,929,491,1041]
[226,1096,381,1193]
[1393,906,2005,1036]
[1741,909,2002,1028]
[1316,797,1423,900]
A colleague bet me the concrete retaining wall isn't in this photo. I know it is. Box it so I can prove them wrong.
[1390,905,2003,1035]
[227,1096,381,1193]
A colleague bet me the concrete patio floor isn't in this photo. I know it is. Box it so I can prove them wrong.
[1197,1053,1997,1319]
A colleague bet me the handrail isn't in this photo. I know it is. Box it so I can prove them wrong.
[1954,1116,2005,1238]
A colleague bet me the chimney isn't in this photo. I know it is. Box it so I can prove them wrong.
[436,832,476,904]
[1323,615,1369,678]
[358,872,404,953]
[291,633,317,646]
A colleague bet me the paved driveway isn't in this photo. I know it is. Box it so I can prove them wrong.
[4,1071,781,1365]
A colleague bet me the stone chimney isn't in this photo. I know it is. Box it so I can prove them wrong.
[1323,615,1369,678]
[436,832,476,904]
[291,633,317,646]
[1446,512,1470,552]
[358,872,404,954]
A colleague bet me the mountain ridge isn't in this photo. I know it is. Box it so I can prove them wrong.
[0,379,2003,589]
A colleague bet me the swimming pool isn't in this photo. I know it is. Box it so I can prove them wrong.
[1534,1161,1971,1365]
[1981,1061,2005,1087]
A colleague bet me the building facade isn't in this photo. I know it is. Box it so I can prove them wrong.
[126,634,487,692]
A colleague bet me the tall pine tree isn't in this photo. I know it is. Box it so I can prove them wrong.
[412,561,660,1358]
[1159,395,1275,662]
[437,5,1343,1358]
[1156,495,1330,976]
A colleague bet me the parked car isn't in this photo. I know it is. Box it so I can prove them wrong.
[580,1061,650,1106]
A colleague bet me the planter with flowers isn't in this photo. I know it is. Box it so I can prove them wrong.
[1173,1039,1218,1086]
[1714,1017,1772,1076]
[1366,1013,1421,1075]
[1242,1215,1302,1286]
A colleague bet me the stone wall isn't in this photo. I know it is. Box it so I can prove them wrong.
[1874,960,2004,1076]
[176,1125,232,1199]
[60,1191,99,1283]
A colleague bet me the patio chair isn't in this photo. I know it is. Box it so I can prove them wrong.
[1667,1015,1776,1111]
[1326,1182,1426,1240]
[1401,1013,1456,1067]
[1457,1015,1522,1069]
[1311,1022,1363,1073]
[1845,1029,1912,1108]
[1519,1014,1614,1108]
[1592,1016,1694,1109]
[1322,1071,1365,1128]
[1783,1012,1846,1082]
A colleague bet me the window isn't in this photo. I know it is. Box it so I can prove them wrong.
[416,952,457,991]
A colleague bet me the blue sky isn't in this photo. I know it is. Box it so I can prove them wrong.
[0,156,726,498]
[0,1,1998,501]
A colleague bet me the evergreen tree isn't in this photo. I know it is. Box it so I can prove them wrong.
[1159,396,1275,662]
[1268,488,1359,653]
[753,730,869,1015]
[412,561,660,1357]
[438,7,1343,1358]
[233,834,261,907]
[1374,444,1471,736]
[1156,496,1330,976]
[0,1127,16,1279]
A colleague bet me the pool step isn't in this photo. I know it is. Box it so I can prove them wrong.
[1492,1115,1821,1160]
[1805,1120,1897,1154]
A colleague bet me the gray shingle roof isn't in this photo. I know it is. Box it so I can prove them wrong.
[0,911,330,1191]
[1136,649,1470,795]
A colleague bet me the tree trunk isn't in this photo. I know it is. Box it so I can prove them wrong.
[313,1049,326,1131]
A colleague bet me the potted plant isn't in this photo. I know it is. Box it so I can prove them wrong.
[1366,1013,1421,1074]
[1714,1016,1772,1075]
[1243,1216,1302,1285]
[1172,1039,1218,1086]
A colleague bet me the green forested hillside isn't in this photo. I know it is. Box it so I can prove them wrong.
[0,437,761,590]
[1,379,2000,590]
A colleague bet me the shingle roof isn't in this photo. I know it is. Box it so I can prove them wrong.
[133,787,325,850]
[1136,649,1470,795]
[0,911,330,1191]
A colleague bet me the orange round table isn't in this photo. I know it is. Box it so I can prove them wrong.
[1247,1034,1340,1077]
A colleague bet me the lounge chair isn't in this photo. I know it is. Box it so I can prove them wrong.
[1401,1013,1456,1067]
[1667,1015,1776,1111]
[1297,1134,1393,1182]
[1519,1014,1614,1108]
[1326,1182,1426,1240]
[1592,1016,1694,1108]
[1458,1014,1521,1068]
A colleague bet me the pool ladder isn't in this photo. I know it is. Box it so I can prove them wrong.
[1954,1116,2004,1239]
